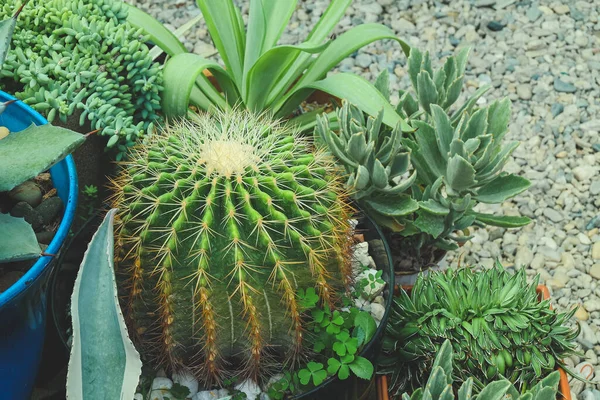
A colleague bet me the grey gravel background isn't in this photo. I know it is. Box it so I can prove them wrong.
[124,0,600,398]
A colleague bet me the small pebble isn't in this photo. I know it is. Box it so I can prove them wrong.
[8,181,42,207]
[0,126,9,140]
[35,197,64,225]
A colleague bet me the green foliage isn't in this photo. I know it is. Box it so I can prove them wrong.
[0,212,40,263]
[398,340,562,400]
[379,265,579,396]
[67,209,143,400]
[318,48,531,261]
[0,0,163,158]
[127,0,411,132]
[112,108,354,385]
[0,1,27,68]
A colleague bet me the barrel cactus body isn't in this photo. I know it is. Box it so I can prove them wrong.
[111,109,354,384]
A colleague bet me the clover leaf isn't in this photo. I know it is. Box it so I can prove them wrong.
[298,362,327,386]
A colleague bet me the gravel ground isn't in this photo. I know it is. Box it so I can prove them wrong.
[125,0,600,397]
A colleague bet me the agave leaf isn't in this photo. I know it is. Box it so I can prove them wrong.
[294,23,409,89]
[474,174,530,203]
[197,0,246,88]
[0,16,16,68]
[0,213,41,264]
[0,124,85,192]
[278,73,412,132]
[123,4,188,58]
[67,209,142,400]
[246,41,330,110]
[162,53,232,117]
[243,0,298,79]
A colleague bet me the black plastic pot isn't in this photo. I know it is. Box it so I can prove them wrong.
[292,213,394,400]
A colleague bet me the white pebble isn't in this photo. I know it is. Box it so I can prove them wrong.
[235,379,262,400]
[173,371,199,397]
[152,377,173,391]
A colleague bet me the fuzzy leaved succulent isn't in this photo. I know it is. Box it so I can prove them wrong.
[379,265,579,396]
[0,0,163,158]
[398,339,562,400]
[111,108,355,385]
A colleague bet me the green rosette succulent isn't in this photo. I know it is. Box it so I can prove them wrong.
[379,265,579,395]
[111,108,355,385]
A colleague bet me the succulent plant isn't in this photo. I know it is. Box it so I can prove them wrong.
[110,108,355,385]
[127,0,412,133]
[397,339,562,400]
[0,0,163,158]
[379,265,579,395]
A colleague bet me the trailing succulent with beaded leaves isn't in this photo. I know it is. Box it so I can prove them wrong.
[379,265,579,396]
[110,108,356,385]
[0,0,163,159]
[398,339,562,400]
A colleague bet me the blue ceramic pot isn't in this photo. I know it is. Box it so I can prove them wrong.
[0,91,78,400]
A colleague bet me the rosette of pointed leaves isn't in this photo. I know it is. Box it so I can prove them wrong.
[126,0,412,133]
[316,100,418,226]
[397,339,562,400]
[0,0,162,158]
[110,108,354,385]
[379,265,579,396]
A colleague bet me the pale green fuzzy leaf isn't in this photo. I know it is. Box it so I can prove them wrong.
[464,138,481,154]
[364,195,418,217]
[246,41,330,110]
[124,4,188,58]
[475,174,531,203]
[389,152,410,178]
[451,85,491,125]
[446,155,476,192]
[197,0,246,88]
[371,159,388,189]
[461,107,488,141]
[476,380,511,400]
[407,48,423,90]
[67,209,142,400]
[382,170,417,195]
[293,23,409,89]
[417,70,438,114]
[458,378,474,400]
[431,104,454,159]
[414,210,445,238]
[354,165,370,190]
[428,367,449,399]
[277,73,412,132]
[162,53,231,117]
[486,98,511,140]
[419,199,449,215]
[413,121,446,177]
[347,132,367,163]
[0,213,40,263]
[0,124,85,192]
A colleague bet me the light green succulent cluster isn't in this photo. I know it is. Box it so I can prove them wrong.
[317,48,531,267]
[398,340,562,400]
[112,108,354,385]
[380,266,578,396]
[0,0,163,158]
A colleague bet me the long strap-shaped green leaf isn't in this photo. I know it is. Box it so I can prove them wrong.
[162,53,234,116]
[276,73,412,132]
[123,4,188,58]
[243,0,298,85]
[245,41,331,111]
[292,24,410,91]
[67,209,142,400]
[197,0,246,89]
[0,1,28,68]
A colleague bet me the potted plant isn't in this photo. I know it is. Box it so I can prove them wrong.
[124,0,412,134]
[0,4,87,398]
[390,339,564,400]
[376,265,578,400]
[316,48,532,284]
[92,107,396,399]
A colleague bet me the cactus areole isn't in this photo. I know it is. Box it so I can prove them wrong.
[111,109,355,385]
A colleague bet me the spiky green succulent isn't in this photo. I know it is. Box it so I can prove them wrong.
[111,108,354,385]
[0,0,162,158]
[379,265,579,396]
[397,339,562,400]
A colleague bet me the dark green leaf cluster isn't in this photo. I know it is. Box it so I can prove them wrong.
[379,265,579,397]
[0,0,163,158]
[399,340,562,400]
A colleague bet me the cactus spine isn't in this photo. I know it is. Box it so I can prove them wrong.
[110,109,354,384]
